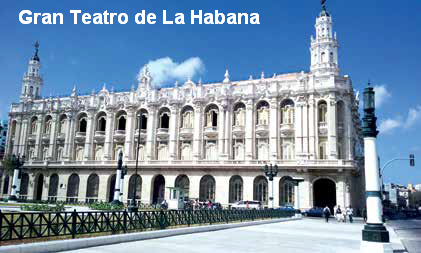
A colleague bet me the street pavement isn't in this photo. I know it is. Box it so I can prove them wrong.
[60,218,405,253]
[388,219,421,253]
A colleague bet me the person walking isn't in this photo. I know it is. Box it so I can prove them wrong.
[346,206,354,223]
[323,206,331,223]
[335,205,343,222]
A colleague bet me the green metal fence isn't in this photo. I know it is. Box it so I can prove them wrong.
[0,209,294,242]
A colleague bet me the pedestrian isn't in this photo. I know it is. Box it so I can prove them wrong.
[323,206,331,222]
[347,206,354,223]
[336,205,342,222]
[363,207,367,222]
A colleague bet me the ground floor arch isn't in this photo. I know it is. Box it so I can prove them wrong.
[253,176,268,204]
[152,175,165,204]
[313,178,336,211]
[128,174,142,201]
[86,173,100,202]
[279,176,295,207]
[34,173,44,201]
[229,175,243,203]
[175,175,190,198]
[20,173,29,199]
[107,174,116,202]
[66,173,80,203]
[48,174,59,201]
[199,175,215,202]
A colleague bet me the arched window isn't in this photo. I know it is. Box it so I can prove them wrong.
[336,101,345,126]
[199,175,215,202]
[233,143,245,160]
[233,103,246,126]
[205,104,219,127]
[44,116,52,134]
[30,117,38,134]
[48,174,59,201]
[136,109,148,130]
[321,52,326,63]
[59,115,67,134]
[318,101,327,123]
[175,175,190,198]
[75,146,84,161]
[229,176,243,203]
[116,111,127,131]
[96,112,107,132]
[256,101,269,125]
[319,142,327,160]
[205,142,217,160]
[181,106,194,128]
[282,143,294,160]
[20,173,29,199]
[95,146,103,161]
[281,99,295,124]
[279,178,295,206]
[253,176,268,205]
[86,174,99,202]
[257,140,269,160]
[79,116,87,133]
[66,173,80,203]
[2,175,9,194]
[330,52,334,62]
[157,143,168,161]
[128,174,142,200]
[159,108,170,129]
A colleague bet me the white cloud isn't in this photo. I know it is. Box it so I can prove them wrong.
[374,85,391,108]
[404,105,421,128]
[137,57,205,88]
[379,105,421,134]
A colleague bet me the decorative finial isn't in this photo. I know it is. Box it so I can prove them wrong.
[198,78,203,86]
[261,71,265,79]
[249,75,253,80]
[321,0,327,10]
[368,79,371,87]
[32,41,40,61]
[175,80,179,87]
[223,69,230,83]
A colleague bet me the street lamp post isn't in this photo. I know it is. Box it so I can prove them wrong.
[128,113,143,212]
[263,164,278,209]
[112,151,124,205]
[8,155,25,202]
[360,83,392,253]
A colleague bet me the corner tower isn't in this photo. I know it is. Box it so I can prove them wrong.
[310,1,339,76]
[21,41,43,101]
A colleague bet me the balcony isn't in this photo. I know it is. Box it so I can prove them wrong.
[318,122,328,136]
[156,128,169,139]
[255,124,269,138]
[203,126,218,139]
[179,127,193,139]
[42,133,50,141]
[135,129,147,140]
[56,133,65,140]
[75,132,86,142]
[94,131,106,142]
[114,130,126,142]
[280,123,294,137]
[232,125,245,138]
[27,134,36,142]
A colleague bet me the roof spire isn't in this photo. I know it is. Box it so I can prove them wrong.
[223,69,230,83]
[321,0,327,11]
[32,41,40,62]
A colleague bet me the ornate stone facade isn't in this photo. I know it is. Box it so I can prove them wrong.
[1,6,365,211]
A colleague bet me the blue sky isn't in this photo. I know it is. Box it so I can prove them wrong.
[0,0,420,185]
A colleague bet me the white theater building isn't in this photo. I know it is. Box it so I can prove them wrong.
[1,5,365,211]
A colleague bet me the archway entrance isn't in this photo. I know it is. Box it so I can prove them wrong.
[108,174,116,202]
[313,178,336,211]
[152,175,165,204]
[175,175,189,198]
[35,174,44,201]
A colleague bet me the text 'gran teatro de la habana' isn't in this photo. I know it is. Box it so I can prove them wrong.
[1,5,366,211]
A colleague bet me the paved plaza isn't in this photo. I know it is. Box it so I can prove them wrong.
[388,219,421,253]
[61,218,405,253]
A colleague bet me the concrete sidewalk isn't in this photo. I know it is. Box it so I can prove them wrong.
[61,218,405,253]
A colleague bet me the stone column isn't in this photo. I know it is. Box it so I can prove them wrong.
[224,106,231,159]
[64,113,76,160]
[295,103,303,158]
[103,110,115,160]
[192,104,203,160]
[308,96,317,159]
[168,106,179,161]
[218,106,225,159]
[269,98,279,161]
[245,100,254,161]
[302,103,309,157]
[214,175,229,206]
[83,110,95,160]
[327,96,337,159]
[345,102,353,160]
[11,119,22,155]
[243,175,254,201]
[294,183,300,210]
[124,109,136,160]
[48,114,58,160]
[18,119,28,156]
[34,116,43,159]
[146,106,157,160]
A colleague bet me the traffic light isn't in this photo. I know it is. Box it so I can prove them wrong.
[410,154,415,167]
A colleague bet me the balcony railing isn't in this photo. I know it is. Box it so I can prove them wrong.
[255,124,269,137]
[203,126,218,138]
[232,125,245,138]
[318,122,328,136]
[280,123,294,136]
[156,128,170,139]
[179,127,194,139]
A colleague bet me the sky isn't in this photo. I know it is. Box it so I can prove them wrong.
[0,0,420,185]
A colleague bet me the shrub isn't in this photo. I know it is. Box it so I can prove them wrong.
[20,202,65,212]
[88,201,124,211]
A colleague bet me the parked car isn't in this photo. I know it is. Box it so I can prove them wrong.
[303,207,324,217]
[231,200,262,210]
[277,205,296,211]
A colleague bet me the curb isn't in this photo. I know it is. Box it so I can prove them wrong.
[0,217,300,253]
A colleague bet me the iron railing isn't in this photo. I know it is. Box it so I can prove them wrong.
[0,209,294,242]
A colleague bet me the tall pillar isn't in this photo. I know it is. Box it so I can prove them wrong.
[64,113,76,160]
[224,106,231,159]
[295,103,304,157]
[345,102,353,160]
[327,96,337,159]
[269,98,279,161]
[83,110,95,160]
[18,119,29,156]
[218,106,225,159]
[308,96,316,159]
[11,119,22,155]
[146,106,157,160]
[192,103,203,160]
[168,105,178,161]
[302,103,309,158]
[245,100,254,161]
[124,109,135,160]
[34,116,43,159]
[47,114,58,160]
[103,110,115,160]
